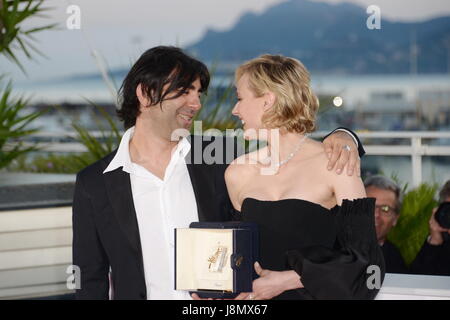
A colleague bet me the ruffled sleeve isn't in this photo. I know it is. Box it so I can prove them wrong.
[285,198,385,300]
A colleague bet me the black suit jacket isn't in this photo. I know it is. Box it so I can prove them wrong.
[73,130,364,300]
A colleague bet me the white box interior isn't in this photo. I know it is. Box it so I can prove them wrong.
[176,228,234,292]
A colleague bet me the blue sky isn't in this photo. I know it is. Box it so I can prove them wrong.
[2,0,450,83]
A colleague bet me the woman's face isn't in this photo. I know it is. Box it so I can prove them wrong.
[232,73,267,137]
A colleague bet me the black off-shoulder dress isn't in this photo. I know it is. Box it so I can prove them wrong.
[239,197,385,300]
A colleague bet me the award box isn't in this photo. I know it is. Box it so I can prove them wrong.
[175,221,259,299]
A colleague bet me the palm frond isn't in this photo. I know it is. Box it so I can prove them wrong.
[0,79,44,169]
[0,0,57,72]
[387,182,439,266]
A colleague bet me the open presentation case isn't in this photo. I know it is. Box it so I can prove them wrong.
[175,222,259,299]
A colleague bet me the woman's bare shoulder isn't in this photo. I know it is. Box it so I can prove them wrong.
[225,150,260,183]
[304,139,329,164]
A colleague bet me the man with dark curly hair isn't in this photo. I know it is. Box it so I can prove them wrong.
[72,46,366,299]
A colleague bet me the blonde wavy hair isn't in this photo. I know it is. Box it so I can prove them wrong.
[235,54,319,134]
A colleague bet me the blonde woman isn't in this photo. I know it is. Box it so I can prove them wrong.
[225,55,385,300]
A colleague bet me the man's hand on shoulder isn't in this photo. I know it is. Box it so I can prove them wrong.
[323,130,360,177]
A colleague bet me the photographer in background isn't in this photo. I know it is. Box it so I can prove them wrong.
[410,180,450,276]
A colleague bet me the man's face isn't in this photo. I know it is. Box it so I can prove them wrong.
[366,186,399,244]
[160,78,202,131]
[138,78,202,137]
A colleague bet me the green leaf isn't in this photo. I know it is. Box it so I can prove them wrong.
[23,23,58,35]
[0,0,58,72]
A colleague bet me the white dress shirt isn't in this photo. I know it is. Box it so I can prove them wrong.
[104,127,198,300]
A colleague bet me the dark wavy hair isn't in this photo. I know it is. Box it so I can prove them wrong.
[117,46,210,129]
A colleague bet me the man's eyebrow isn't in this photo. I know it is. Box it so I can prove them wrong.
[190,85,204,93]
[186,83,201,90]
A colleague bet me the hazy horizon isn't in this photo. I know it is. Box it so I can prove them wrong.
[1,0,450,83]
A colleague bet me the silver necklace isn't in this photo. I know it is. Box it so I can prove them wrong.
[263,134,309,167]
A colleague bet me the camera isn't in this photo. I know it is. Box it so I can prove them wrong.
[435,202,450,229]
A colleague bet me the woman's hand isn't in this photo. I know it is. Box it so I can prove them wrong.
[242,262,304,300]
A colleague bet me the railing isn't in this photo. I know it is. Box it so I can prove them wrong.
[345,131,450,187]
[19,131,450,187]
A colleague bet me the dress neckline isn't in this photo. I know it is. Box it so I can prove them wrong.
[241,197,335,213]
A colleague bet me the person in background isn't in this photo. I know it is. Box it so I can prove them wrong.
[364,175,408,274]
[410,180,450,276]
